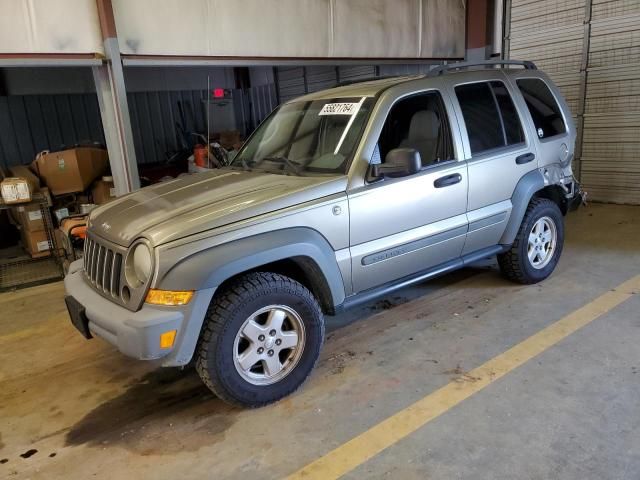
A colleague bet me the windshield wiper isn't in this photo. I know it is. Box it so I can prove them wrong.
[261,156,302,176]
[229,157,253,171]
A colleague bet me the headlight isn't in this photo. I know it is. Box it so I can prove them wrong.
[133,244,152,281]
[125,242,153,287]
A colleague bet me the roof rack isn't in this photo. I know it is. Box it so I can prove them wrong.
[334,74,422,88]
[334,75,395,87]
[427,60,537,77]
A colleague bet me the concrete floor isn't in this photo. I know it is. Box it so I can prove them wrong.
[1,203,639,479]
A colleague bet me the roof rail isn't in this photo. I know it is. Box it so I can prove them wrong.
[427,60,537,77]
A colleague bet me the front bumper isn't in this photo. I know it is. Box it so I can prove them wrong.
[64,260,214,366]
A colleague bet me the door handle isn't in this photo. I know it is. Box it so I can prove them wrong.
[516,152,535,164]
[434,173,462,188]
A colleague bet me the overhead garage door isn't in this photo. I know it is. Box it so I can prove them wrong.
[506,0,640,204]
[583,2,640,204]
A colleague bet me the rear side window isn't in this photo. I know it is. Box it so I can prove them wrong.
[455,81,525,155]
[517,78,566,139]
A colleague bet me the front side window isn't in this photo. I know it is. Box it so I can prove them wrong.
[517,78,566,139]
[375,91,454,168]
[455,81,525,155]
[232,97,372,175]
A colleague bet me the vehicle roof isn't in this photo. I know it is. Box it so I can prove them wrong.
[290,75,424,102]
[287,66,547,103]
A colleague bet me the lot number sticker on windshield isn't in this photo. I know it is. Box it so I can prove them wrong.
[319,103,360,115]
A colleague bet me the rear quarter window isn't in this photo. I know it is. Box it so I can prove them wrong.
[516,78,566,139]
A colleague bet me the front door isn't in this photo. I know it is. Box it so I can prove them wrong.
[348,91,468,293]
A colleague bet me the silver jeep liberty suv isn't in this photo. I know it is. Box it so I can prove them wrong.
[65,60,584,407]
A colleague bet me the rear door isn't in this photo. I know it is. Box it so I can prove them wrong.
[449,76,537,254]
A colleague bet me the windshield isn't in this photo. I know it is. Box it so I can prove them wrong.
[232,96,373,175]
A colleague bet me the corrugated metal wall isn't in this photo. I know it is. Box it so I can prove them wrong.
[0,90,212,167]
[115,88,276,164]
[507,0,585,122]
[0,93,105,169]
[246,83,278,126]
[506,0,640,204]
[337,65,378,82]
[127,89,208,165]
[275,66,379,103]
[275,63,441,103]
[0,87,278,168]
[276,67,308,103]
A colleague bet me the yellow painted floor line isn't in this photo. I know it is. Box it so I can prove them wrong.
[287,275,640,480]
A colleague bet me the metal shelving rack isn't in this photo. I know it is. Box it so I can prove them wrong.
[0,193,64,291]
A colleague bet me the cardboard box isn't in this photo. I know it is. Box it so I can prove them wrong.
[92,177,116,204]
[219,130,241,150]
[20,228,51,258]
[34,148,108,195]
[9,165,41,189]
[1,177,34,204]
[12,204,45,232]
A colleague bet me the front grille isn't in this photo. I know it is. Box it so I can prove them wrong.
[83,234,123,297]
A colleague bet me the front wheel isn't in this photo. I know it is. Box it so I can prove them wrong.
[195,272,324,407]
[498,198,564,284]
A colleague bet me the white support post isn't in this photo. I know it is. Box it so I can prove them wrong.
[94,0,139,195]
[92,38,139,195]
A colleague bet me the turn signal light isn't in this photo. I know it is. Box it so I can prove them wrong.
[160,330,177,349]
[145,289,194,306]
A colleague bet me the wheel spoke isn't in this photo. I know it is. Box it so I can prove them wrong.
[266,309,286,332]
[528,246,538,264]
[238,347,261,371]
[528,232,538,246]
[532,220,540,236]
[542,229,553,243]
[241,319,264,342]
[279,331,299,350]
[263,355,283,377]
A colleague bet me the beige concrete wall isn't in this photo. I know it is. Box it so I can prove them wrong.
[112,0,465,58]
[0,0,103,54]
[0,0,465,59]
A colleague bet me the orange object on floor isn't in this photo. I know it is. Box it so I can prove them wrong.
[194,144,207,167]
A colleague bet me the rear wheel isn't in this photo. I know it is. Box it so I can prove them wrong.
[498,198,564,284]
[195,272,324,407]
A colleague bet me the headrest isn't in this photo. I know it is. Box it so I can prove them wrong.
[408,110,440,141]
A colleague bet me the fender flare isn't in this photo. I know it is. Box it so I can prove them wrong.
[158,227,346,307]
[499,169,545,245]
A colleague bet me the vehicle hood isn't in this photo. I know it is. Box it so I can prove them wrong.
[89,169,347,247]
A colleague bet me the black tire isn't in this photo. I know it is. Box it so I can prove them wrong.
[498,198,564,284]
[195,272,324,408]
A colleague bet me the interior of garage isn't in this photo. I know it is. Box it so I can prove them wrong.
[1,0,639,479]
